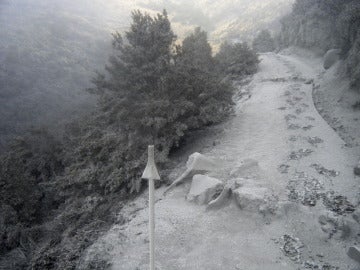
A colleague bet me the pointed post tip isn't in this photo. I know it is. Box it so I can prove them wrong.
[141,145,161,180]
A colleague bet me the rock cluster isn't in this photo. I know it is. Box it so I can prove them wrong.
[172,153,276,216]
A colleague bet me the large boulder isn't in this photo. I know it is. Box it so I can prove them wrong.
[185,152,219,171]
[187,175,223,205]
[323,49,341,69]
[347,246,360,263]
[233,186,269,211]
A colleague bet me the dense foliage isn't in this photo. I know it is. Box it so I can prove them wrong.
[252,30,275,53]
[279,0,360,88]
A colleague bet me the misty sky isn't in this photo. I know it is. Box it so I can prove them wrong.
[0,0,293,149]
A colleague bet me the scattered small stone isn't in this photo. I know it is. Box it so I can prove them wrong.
[285,114,297,121]
[307,137,323,147]
[321,264,339,270]
[289,149,313,160]
[266,77,288,82]
[295,108,303,114]
[284,90,291,96]
[280,234,304,263]
[286,99,296,106]
[301,103,310,108]
[290,83,302,90]
[303,192,318,206]
[322,192,355,215]
[302,125,314,131]
[287,172,323,207]
[318,214,351,239]
[302,259,339,269]
[278,164,290,174]
[310,164,339,177]
[288,123,301,130]
[305,79,314,84]
[289,135,297,142]
[306,116,316,121]
[347,246,360,263]
[291,75,303,81]
[303,261,321,269]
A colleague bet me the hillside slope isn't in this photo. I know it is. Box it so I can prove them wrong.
[278,0,360,88]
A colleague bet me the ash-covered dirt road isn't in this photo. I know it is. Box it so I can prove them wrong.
[80,52,360,270]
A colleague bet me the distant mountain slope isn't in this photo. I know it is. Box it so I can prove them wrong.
[138,0,294,47]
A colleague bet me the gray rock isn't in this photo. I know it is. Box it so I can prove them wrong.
[187,175,223,205]
[207,187,231,210]
[323,49,341,70]
[347,246,360,263]
[233,186,268,211]
[354,160,360,176]
[165,152,221,193]
[318,213,352,240]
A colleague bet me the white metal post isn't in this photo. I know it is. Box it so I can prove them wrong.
[149,177,155,270]
[141,145,161,270]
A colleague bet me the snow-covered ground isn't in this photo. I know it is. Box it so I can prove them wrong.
[79,51,360,270]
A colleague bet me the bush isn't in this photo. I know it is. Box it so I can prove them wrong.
[0,129,64,254]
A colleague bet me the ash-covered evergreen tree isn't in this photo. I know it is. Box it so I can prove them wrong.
[169,27,234,130]
[215,42,259,78]
[180,27,213,71]
[93,10,176,153]
[91,11,235,192]
[252,30,275,53]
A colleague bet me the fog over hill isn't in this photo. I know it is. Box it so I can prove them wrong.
[0,0,293,149]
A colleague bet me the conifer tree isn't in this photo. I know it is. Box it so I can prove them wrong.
[252,30,275,53]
